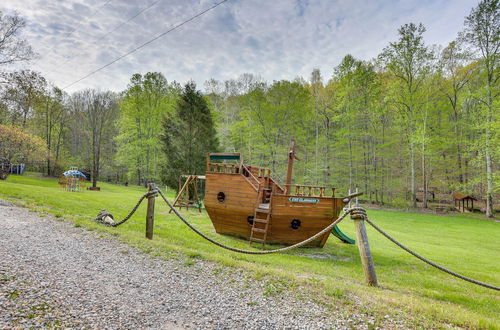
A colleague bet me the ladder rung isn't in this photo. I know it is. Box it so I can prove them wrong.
[255,208,270,213]
[253,218,268,223]
[249,237,265,243]
[252,228,266,233]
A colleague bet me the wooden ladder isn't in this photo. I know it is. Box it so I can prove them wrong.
[249,189,272,245]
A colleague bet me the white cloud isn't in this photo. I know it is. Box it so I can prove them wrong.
[0,0,478,93]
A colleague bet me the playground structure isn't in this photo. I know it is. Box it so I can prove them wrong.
[170,175,205,212]
[59,167,87,192]
[173,141,360,247]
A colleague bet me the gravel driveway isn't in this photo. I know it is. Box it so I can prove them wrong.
[0,200,388,329]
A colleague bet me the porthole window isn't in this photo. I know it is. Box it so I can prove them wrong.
[290,219,301,230]
[217,192,226,203]
[247,215,254,225]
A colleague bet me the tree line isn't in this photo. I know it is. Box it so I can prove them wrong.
[0,0,498,216]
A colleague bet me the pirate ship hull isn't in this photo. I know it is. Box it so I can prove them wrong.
[204,154,353,248]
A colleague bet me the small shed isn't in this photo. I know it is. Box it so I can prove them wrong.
[453,193,477,213]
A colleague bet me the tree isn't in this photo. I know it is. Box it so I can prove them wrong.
[461,0,499,217]
[116,72,177,185]
[330,55,384,200]
[232,80,312,181]
[71,90,118,188]
[0,124,45,164]
[160,82,219,190]
[379,23,433,207]
[2,70,46,127]
[438,41,475,185]
[0,11,35,66]
[36,86,68,176]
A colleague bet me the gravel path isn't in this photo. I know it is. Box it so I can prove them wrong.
[0,200,392,329]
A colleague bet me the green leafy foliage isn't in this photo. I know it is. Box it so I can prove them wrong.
[0,124,46,163]
[116,72,178,185]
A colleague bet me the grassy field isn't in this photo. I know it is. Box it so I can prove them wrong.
[1,173,499,328]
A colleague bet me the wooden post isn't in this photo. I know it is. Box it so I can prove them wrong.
[351,210,378,287]
[146,183,156,240]
[285,140,299,195]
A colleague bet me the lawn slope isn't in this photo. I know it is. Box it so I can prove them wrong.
[1,174,499,328]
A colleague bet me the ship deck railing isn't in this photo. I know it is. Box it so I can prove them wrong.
[206,163,335,197]
[207,162,241,174]
[283,184,337,197]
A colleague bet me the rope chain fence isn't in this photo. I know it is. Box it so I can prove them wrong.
[94,190,157,227]
[351,208,500,291]
[94,188,499,291]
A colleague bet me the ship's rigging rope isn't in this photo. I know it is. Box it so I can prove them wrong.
[95,187,499,290]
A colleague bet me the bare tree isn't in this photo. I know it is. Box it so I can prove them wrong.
[0,11,35,66]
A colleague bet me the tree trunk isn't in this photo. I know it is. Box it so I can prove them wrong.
[54,121,64,174]
[349,139,353,191]
[410,141,417,208]
[484,81,494,218]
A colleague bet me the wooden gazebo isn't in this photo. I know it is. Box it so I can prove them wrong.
[453,192,477,213]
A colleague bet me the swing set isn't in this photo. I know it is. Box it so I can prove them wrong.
[170,175,205,212]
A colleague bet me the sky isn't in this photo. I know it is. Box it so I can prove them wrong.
[1,0,478,93]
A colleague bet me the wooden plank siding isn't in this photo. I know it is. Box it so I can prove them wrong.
[205,172,348,248]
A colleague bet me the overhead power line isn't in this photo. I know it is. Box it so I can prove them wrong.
[62,0,230,90]
[54,0,162,72]
[33,0,114,67]
[94,0,163,44]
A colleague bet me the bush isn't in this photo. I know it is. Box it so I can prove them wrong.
[388,197,409,209]
[0,125,46,164]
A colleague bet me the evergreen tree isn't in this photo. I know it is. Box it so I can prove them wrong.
[161,82,219,190]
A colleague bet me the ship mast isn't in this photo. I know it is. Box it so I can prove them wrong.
[285,140,300,195]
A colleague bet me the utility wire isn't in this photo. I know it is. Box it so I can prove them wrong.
[54,0,162,73]
[94,0,162,44]
[62,0,230,90]
[33,0,114,67]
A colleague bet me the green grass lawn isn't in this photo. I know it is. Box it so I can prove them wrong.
[1,173,499,328]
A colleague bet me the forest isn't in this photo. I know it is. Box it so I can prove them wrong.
[0,0,498,216]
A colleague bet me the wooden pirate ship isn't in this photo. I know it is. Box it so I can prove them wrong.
[201,141,360,247]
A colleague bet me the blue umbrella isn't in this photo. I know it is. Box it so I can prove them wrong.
[63,170,87,179]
